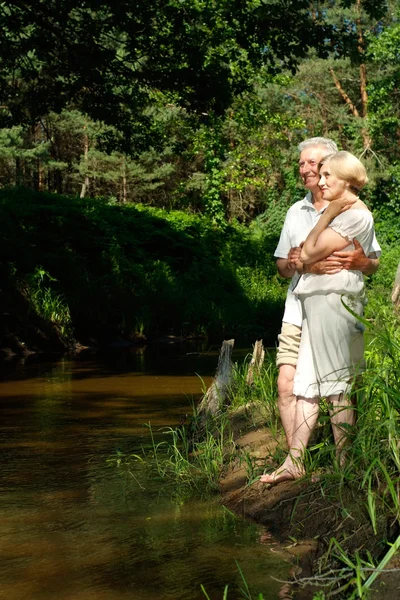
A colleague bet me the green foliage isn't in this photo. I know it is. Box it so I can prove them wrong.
[196,124,227,225]
[365,206,400,315]
[0,187,285,345]
[21,267,73,342]
[0,0,399,226]
[0,1,399,352]
[0,0,331,128]
[230,352,278,415]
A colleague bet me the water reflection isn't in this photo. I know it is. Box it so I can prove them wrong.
[0,347,291,600]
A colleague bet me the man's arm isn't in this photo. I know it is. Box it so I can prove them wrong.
[329,240,379,275]
[276,241,380,278]
[302,242,379,275]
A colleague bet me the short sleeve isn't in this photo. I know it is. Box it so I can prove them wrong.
[329,210,373,245]
[274,212,291,258]
[371,232,381,256]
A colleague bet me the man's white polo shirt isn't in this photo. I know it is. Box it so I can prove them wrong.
[274,193,324,327]
[274,193,381,327]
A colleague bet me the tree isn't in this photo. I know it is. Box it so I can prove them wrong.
[0,1,329,135]
[320,0,397,151]
[367,16,400,159]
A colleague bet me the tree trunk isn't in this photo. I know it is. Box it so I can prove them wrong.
[198,339,234,419]
[246,340,265,385]
[37,158,44,191]
[32,122,44,191]
[52,133,63,194]
[329,0,372,152]
[15,156,22,186]
[356,0,372,150]
[122,159,127,203]
[329,67,360,118]
[80,129,89,199]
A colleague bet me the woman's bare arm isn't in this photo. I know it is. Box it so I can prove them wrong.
[300,226,349,264]
[300,198,357,265]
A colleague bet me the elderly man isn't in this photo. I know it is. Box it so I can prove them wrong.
[274,137,380,448]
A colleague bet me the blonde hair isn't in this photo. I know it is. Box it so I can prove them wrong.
[320,151,368,191]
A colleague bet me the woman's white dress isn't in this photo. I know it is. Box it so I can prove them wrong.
[293,209,375,399]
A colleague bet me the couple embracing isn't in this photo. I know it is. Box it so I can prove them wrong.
[261,138,380,484]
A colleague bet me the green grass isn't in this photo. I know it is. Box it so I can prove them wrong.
[201,560,268,600]
[22,267,73,341]
[144,414,235,492]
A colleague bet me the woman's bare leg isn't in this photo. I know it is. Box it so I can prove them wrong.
[328,393,354,465]
[260,396,319,483]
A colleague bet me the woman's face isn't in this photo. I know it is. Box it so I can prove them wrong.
[318,162,349,201]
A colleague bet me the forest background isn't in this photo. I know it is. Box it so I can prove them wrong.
[1,0,400,353]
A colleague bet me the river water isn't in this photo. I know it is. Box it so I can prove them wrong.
[0,344,292,600]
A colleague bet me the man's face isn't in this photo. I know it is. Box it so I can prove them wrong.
[299,146,329,192]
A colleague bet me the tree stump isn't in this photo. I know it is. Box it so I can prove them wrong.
[392,262,400,309]
[246,339,265,385]
[197,339,234,419]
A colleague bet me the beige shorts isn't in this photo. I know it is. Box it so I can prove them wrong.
[276,322,302,368]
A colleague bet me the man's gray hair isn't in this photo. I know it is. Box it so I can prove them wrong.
[298,137,338,153]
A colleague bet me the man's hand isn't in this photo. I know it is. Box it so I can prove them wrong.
[329,239,368,271]
[307,240,379,275]
[307,258,343,275]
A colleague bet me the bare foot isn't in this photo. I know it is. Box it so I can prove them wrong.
[260,458,304,484]
[259,468,299,484]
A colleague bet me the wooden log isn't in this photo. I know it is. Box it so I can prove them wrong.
[392,262,400,308]
[246,339,265,385]
[198,339,234,418]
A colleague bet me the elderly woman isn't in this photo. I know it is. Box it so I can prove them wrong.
[261,151,375,484]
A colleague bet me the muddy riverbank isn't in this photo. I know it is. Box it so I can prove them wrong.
[218,424,400,599]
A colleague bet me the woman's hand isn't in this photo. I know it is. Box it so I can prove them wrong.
[287,245,302,270]
[324,197,357,221]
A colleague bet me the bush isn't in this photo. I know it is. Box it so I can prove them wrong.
[0,187,286,347]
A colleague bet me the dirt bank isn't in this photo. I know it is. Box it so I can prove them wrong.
[219,425,400,599]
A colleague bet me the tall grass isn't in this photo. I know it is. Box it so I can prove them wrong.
[230,350,278,415]
[201,560,267,600]
[144,414,235,492]
[141,350,281,492]
[22,266,74,342]
[352,306,400,515]
[290,303,400,598]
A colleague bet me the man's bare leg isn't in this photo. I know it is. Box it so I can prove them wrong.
[277,364,297,447]
[328,393,354,465]
[260,396,319,483]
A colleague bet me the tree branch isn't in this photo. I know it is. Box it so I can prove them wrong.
[329,67,360,118]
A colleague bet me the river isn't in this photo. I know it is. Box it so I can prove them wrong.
[0,343,292,600]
